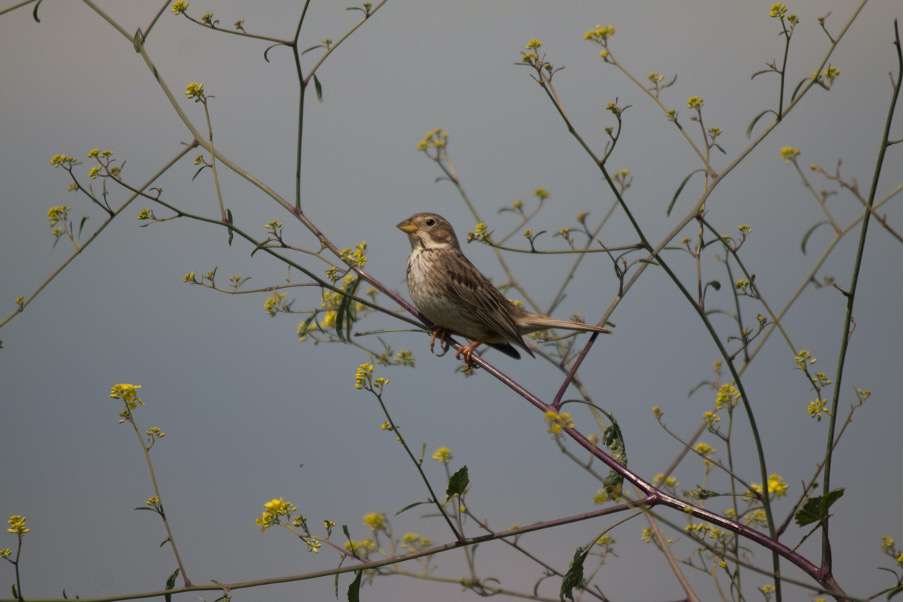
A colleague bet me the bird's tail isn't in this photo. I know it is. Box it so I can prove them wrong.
[518,312,613,335]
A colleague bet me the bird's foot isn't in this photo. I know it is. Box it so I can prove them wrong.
[456,340,483,368]
[430,327,451,357]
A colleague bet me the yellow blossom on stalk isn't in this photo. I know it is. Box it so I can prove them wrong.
[184,82,205,101]
[362,512,385,530]
[544,410,575,434]
[652,473,679,488]
[201,11,214,25]
[7,515,29,536]
[640,528,654,543]
[702,410,720,425]
[780,146,800,163]
[344,538,375,555]
[89,166,101,179]
[146,496,160,507]
[715,383,740,409]
[584,24,615,42]
[525,38,542,50]
[533,187,550,200]
[137,208,153,221]
[769,3,786,18]
[0,548,9,558]
[694,442,715,456]
[767,474,788,496]
[354,363,374,389]
[432,446,453,463]
[146,426,165,439]
[511,199,524,211]
[687,96,704,109]
[807,398,829,420]
[794,349,816,369]
[340,241,367,267]
[234,19,244,30]
[648,72,664,83]
[46,205,70,226]
[881,535,896,552]
[523,228,533,240]
[100,150,113,158]
[596,534,614,546]
[255,497,297,532]
[50,153,77,168]
[183,271,196,283]
[823,65,840,83]
[379,421,392,431]
[171,1,188,15]
[738,224,752,235]
[110,384,143,409]
[652,405,663,420]
[87,148,100,158]
[472,221,489,242]
[759,583,776,595]
[416,127,448,151]
[263,291,288,317]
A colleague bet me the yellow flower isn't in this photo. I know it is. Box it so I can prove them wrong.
[823,65,840,82]
[50,153,77,168]
[0,548,10,558]
[184,82,205,101]
[533,187,550,200]
[146,496,160,507]
[584,24,615,43]
[715,383,740,409]
[362,512,385,530]
[694,442,715,456]
[6,515,29,536]
[652,405,663,420]
[110,384,143,409]
[432,447,453,463]
[171,1,188,15]
[417,127,449,151]
[46,205,70,226]
[524,38,542,50]
[544,410,575,434]
[881,535,896,551]
[769,3,786,18]
[702,411,720,425]
[354,363,374,389]
[766,474,788,497]
[89,166,101,179]
[652,473,679,488]
[780,146,800,163]
[255,497,297,532]
[687,96,704,109]
[88,148,100,158]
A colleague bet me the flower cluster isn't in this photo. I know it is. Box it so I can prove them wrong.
[50,153,78,168]
[714,383,740,409]
[110,384,143,409]
[544,409,575,434]
[354,363,374,390]
[171,1,188,15]
[7,515,29,536]
[416,128,449,151]
[362,512,386,531]
[255,497,297,532]
[469,221,490,243]
[400,532,432,553]
[584,23,616,58]
[46,205,70,227]
[687,96,704,110]
[431,447,453,463]
[780,146,800,164]
[184,82,205,102]
[263,291,289,317]
[339,241,367,267]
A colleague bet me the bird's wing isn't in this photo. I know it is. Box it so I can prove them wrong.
[443,250,534,356]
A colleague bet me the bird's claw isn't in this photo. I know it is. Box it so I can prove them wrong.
[430,327,451,357]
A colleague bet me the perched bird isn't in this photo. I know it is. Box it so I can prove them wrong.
[397,212,612,364]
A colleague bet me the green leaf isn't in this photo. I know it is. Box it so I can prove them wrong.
[395,500,430,516]
[347,570,362,602]
[667,169,704,216]
[263,43,281,63]
[160,536,171,547]
[164,568,180,602]
[560,547,589,601]
[32,0,43,22]
[12,584,17,600]
[335,277,360,342]
[313,74,324,103]
[601,423,626,497]
[746,109,776,140]
[78,216,89,239]
[800,220,830,255]
[706,279,721,291]
[226,209,234,246]
[133,28,144,53]
[446,465,469,501]
[795,488,844,526]
[302,44,324,56]
[790,76,810,103]
[750,68,776,80]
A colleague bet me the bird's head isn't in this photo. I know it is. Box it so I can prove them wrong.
[396,213,460,250]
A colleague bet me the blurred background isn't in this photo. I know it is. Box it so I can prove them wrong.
[0,1,900,600]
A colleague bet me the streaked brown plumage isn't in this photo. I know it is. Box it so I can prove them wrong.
[397,212,612,364]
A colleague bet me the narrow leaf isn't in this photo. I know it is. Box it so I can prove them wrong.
[667,169,704,216]
[192,166,207,181]
[160,536,171,547]
[795,487,844,526]
[302,44,324,56]
[790,76,810,103]
[313,74,323,103]
[395,500,430,516]
[746,109,776,140]
[750,68,776,80]
[78,216,89,239]
[560,547,589,601]
[446,465,469,500]
[32,0,43,22]
[347,570,362,602]
[226,209,234,246]
[164,568,180,602]
[263,43,281,63]
[800,220,830,255]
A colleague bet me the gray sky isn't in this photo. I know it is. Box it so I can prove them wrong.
[0,1,901,600]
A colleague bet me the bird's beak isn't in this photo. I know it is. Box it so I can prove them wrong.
[396,219,418,234]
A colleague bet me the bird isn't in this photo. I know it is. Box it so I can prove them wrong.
[397,212,613,365]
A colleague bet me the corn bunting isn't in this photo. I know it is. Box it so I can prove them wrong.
[398,212,612,364]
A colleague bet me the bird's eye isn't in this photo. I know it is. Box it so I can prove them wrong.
[425,218,436,226]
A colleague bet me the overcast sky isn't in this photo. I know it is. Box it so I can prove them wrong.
[0,1,901,601]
